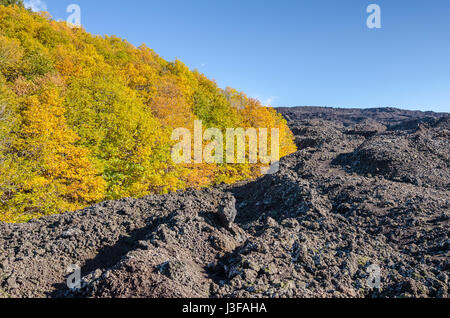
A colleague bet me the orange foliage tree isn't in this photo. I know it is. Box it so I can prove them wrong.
[0,4,297,222]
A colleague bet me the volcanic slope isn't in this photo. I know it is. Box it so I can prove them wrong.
[0,107,448,298]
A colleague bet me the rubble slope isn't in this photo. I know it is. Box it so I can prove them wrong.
[0,107,448,298]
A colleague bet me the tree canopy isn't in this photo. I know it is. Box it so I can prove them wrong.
[0,0,24,8]
[0,5,297,222]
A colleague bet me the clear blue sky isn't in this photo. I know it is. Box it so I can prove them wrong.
[30,0,450,112]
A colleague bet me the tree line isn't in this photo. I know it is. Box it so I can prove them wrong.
[0,4,296,222]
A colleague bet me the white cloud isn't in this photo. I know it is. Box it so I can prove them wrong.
[253,95,278,107]
[263,96,277,106]
[24,0,47,12]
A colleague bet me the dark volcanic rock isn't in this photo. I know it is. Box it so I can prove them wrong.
[342,129,449,188]
[0,107,448,299]
[217,194,237,229]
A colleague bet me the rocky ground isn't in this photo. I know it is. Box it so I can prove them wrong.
[0,107,448,298]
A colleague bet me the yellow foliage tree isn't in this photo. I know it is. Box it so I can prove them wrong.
[4,87,106,221]
[0,5,297,222]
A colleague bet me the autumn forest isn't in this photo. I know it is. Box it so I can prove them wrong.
[0,2,296,223]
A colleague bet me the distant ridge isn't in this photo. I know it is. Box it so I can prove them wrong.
[276,106,449,127]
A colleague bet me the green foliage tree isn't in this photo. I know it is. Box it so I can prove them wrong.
[0,0,24,7]
[0,5,297,222]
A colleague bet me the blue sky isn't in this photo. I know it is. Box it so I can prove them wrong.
[26,0,450,112]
